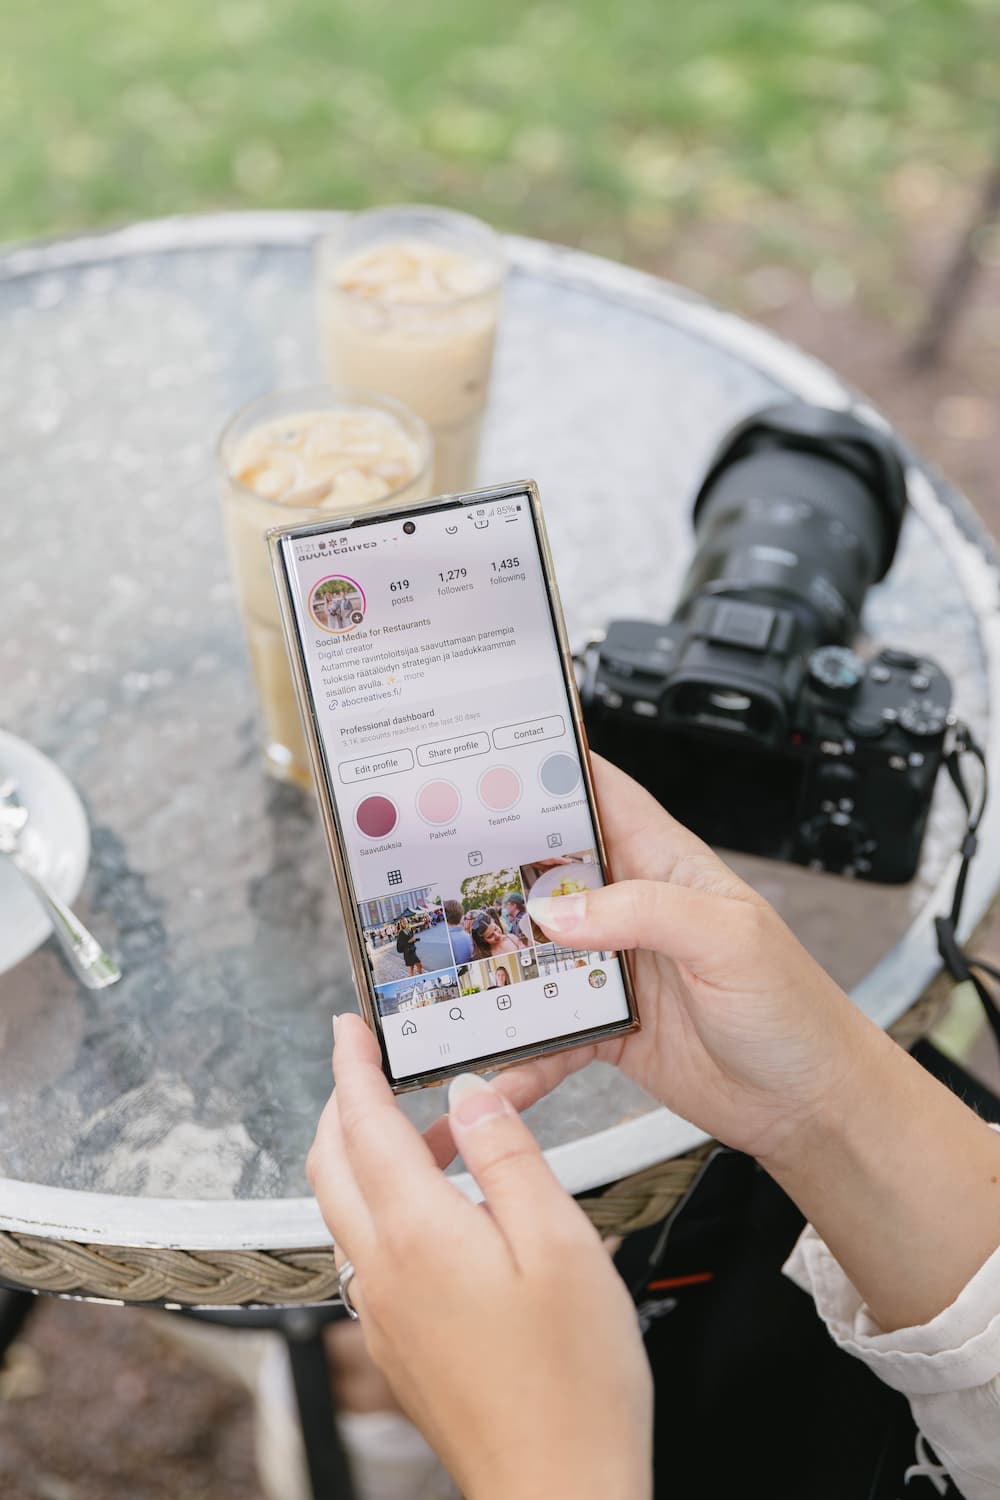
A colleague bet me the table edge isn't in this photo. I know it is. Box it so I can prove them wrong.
[1,210,998,1248]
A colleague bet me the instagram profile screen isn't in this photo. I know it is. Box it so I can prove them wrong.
[281,492,631,1082]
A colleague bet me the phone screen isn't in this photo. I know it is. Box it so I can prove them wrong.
[277,487,634,1086]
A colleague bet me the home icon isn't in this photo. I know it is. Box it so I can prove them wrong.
[401,1020,417,1036]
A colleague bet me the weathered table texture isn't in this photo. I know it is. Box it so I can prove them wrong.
[1,211,998,1302]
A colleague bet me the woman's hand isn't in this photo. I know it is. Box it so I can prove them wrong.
[425,755,1000,1335]
[308,1013,653,1500]
[439,754,878,1166]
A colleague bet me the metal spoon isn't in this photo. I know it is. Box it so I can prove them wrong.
[0,771,121,989]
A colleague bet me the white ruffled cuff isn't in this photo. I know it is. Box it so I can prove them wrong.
[783,1229,1000,1397]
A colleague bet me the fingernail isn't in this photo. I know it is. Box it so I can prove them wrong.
[449,1073,505,1130]
[527,892,586,936]
[331,1014,338,1041]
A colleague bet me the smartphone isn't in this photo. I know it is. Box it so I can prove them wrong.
[268,480,640,1093]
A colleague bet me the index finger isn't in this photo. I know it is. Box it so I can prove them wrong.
[422,1040,611,1168]
[445,1074,591,1257]
[332,1013,462,1221]
[490,1039,611,1112]
[590,753,714,882]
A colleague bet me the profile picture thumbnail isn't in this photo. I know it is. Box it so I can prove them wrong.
[310,574,366,633]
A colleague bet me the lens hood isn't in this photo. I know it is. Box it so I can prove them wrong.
[691,401,907,581]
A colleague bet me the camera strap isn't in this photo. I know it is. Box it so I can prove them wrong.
[934,722,1000,1052]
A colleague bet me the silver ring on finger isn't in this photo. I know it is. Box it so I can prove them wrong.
[337,1257,360,1320]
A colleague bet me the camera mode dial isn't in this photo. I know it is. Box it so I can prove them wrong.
[808,646,864,695]
[801,807,876,873]
[898,700,949,739]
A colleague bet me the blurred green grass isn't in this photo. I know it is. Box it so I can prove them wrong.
[3,0,998,285]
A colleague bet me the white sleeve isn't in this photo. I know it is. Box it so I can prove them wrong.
[784,1226,1000,1500]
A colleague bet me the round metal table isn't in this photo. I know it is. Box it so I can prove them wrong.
[1,212,999,1306]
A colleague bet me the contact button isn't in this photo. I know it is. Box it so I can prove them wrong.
[416,732,491,767]
[492,715,565,750]
[338,748,414,784]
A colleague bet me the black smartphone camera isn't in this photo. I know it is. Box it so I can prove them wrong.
[580,401,953,883]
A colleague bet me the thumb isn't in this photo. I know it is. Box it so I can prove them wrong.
[527,879,758,975]
[448,1073,579,1246]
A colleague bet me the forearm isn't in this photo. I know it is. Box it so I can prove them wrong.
[475,1466,651,1500]
[760,1011,1000,1333]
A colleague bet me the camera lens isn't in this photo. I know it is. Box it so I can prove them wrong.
[403,521,416,535]
[682,407,906,644]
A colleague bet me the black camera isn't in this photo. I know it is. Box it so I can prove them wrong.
[580,402,953,883]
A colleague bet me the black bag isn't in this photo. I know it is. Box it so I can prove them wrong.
[395,930,417,963]
[612,1040,997,1499]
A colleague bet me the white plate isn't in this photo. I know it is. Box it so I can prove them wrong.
[0,731,90,978]
[528,858,604,903]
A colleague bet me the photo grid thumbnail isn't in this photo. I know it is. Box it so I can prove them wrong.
[534,944,615,976]
[453,865,531,958]
[458,948,537,997]
[376,969,460,1017]
[362,850,614,1021]
[518,849,612,947]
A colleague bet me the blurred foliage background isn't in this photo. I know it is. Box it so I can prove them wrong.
[4,0,999,331]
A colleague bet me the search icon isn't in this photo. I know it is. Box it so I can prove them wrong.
[449,1006,464,1021]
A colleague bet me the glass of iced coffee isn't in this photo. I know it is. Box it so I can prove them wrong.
[316,206,505,494]
[218,387,432,785]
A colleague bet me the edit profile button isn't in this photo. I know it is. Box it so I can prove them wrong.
[338,749,415,784]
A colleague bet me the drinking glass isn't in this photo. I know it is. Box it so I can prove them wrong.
[218,386,433,784]
[316,206,505,495]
